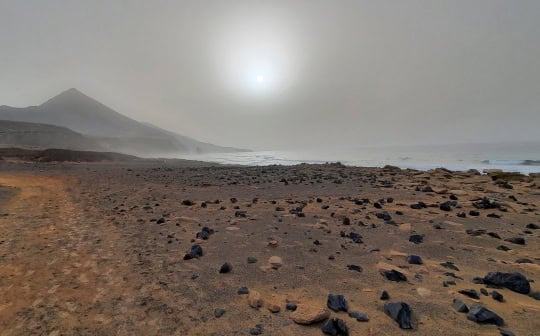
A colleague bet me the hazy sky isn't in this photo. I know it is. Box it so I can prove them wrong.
[1,0,539,149]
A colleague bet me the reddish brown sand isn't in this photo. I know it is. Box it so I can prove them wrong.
[0,160,539,336]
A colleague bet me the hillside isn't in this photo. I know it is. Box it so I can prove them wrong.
[0,120,102,151]
[0,89,247,156]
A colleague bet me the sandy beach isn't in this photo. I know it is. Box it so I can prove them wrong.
[0,156,538,336]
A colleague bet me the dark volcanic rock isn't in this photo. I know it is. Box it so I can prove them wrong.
[382,269,407,282]
[219,262,232,274]
[183,244,203,260]
[347,264,363,272]
[182,200,194,206]
[285,303,297,311]
[407,254,423,265]
[321,318,349,336]
[492,290,504,302]
[380,290,390,300]
[504,237,525,245]
[409,234,424,244]
[452,298,469,313]
[459,289,480,299]
[526,223,539,230]
[237,287,249,295]
[440,261,460,271]
[327,294,349,312]
[249,324,263,335]
[348,311,369,322]
[482,272,530,294]
[383,302,414,329]
[467,304,504,326]
[214,308,226,318]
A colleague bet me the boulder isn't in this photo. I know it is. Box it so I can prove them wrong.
[383,302,414,329]
[482,272,530,294]
[467,304,504,326]
[290,305,331,325]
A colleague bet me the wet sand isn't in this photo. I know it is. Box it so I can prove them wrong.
[0,160,539,336]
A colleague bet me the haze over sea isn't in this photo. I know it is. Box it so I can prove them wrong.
[176,141,540,174]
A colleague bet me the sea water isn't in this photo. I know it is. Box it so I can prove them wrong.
[176,142,540,174]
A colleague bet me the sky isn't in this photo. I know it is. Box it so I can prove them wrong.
[0,0,539,150]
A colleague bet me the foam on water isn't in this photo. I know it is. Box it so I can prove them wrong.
[174,142,540,174]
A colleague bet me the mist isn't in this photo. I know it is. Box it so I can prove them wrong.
[1,0,539,150]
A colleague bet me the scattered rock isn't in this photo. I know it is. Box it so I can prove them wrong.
[380,290,390,300]
[247,257,258,264]
[286,303,297,311]
[383,302,414,329]
[321,318,349,336]
[219,262,232,274]
[459,289,480,299]
[409,234,424,244]
[348,311,369,322]
[452,298,469,313]
[214,308,226,318]
[267,303,281,313]
[505,237,525,245]
[290,305,331,325]
[183,244,203,260]
[248,290,263,309]
[346,264,363,272]
[467,304,504,326]
[407,255,423,265]
[482,272,530,294]
[492,290,504,302]
[327,294,348,312]
[381,269,407,282]
[268,256,283,270]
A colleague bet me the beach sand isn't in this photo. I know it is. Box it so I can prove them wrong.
[0,159,539,335]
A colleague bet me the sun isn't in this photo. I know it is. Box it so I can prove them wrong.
[256,75,264,83]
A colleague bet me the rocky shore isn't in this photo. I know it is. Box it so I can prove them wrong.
[0,159,538,335]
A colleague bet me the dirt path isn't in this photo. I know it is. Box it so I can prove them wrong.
[0,175,146,336]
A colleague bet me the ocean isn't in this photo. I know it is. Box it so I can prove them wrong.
[175,142,540,174]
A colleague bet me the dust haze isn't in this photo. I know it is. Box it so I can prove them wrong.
[1,0,539,150]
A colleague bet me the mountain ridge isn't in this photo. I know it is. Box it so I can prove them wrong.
[0,89,247,156]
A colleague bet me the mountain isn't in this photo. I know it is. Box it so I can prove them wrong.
[0,120,102,151]
[0,89,247,156]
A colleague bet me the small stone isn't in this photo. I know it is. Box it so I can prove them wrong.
[248,290,263,309]
[214,308,226,318]
[383,302,414,329]
[268,256,283,269]
[247,257,258,264]
[321,318,349,335]
[382,269,407,282]
[407,255,423,265]
[452,298,469,313]
[409,234,424,244]
[219,262,232,274]
[285,303,297,311]
[267,303,281,313]
[238,287,249,295]
[492,291,504,302]
[380,290,390,300]
[505,237,525,245]
[249,324,263,335]
[327,294,348,312]
[290,305,331,325]
[348,311,369,322]
[346,264,362,272]
[459,289,480,299]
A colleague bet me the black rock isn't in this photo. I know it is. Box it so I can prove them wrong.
[497,245,511,251]
[457,212,467,218]
[443,280,457,287]
[409,234,424,244]
[183,244,203,260]
[247,257,258,264]
[235,210,247,217]
[348,311,369,322]
[482,272,530,294]
[214,308,226,318]
[439,201,453,211]
[504,237,525,245]
[467,304,504,326]
[410,202,427,210]
[156,217,165,224]
[237,287,249,295]
[196,230,210,240]
[492,290,504,302]
[440,261,460,271]
[219,262,232,274]
[526,223,539,230]
[321,318,349,336]
[382,269,407,282]
[285,303,297,311]
[469,210,480,216]
[499,329,515,336]
[488,232,501,239]
[342,217,351,225]
[452,298,469,313]
[374,202,382,209]
[249,324,263,335]
[348,232,363,244]
[407,255,423,265]
[459,289,480,299]
[530,292,540,300]
[327,294,348,312]
[515,258,533,264]
[480,288,489,296]
[383,302,414,329]
[182,200,194,206]
[347,264,363,272]
[380,290,390,300]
